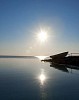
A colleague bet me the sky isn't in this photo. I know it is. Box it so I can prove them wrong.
[0,0,79,56]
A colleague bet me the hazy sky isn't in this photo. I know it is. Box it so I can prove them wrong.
[0,0,79,55]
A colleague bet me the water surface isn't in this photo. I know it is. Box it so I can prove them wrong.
[0,57,79,100]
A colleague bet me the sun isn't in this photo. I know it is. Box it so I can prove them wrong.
[37,30,47,42]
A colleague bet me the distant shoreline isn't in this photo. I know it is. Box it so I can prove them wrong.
[0,55,37,59]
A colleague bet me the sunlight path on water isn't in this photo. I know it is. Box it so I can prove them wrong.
[38,69,48,100]
[36,56,48,60]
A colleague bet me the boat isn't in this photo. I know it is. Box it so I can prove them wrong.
[41,52,79,66]
[50,51,68,59]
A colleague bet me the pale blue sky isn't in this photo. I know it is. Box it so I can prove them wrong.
[0,0,79,55]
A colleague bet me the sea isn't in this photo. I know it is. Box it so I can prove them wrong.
[0,56,79,100]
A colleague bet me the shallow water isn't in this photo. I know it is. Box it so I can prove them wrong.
[0,57,79,100]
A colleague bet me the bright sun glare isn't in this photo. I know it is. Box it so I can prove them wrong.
[39,74,46,81]
[38,69,46,85]
[39,73,46,85]
[37,30,47,42]
[36,56,48,60]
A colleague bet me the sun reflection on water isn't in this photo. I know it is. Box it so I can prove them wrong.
[38,69,48,100]
[39,69,46,85]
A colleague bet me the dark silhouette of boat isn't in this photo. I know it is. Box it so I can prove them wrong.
[42,52,68,62]
[50,52,68,59]
[41,52,79,72]
[42,52,79,66]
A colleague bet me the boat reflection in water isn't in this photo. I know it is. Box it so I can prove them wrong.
[50,63,69,73]
[50,62,79,73]
[41,52,79,73]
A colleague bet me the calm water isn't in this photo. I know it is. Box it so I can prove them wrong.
[0,57,79,100]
